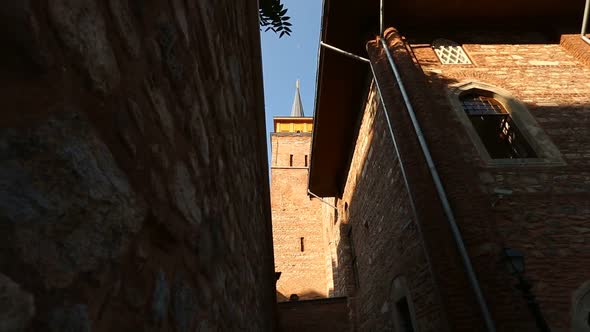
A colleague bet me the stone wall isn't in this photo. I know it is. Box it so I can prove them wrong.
[0,1,276,331]
[271,132,332,301]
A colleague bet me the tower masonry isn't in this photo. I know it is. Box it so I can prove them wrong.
[271,81,333,301]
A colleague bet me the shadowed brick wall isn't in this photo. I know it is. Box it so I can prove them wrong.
[0,1,276,331]
[327,27,590,331]
[271,132,333,301]
[278,297,350,331]
[329,85,448,331]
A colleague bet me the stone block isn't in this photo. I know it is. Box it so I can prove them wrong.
[0,274,35,332]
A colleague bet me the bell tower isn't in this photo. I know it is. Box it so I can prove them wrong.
[270,80,332,301]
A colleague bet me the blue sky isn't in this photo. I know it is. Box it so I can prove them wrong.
[261,0,322,164]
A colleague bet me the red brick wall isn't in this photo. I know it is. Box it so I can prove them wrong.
[325,84,449,331]
[408,29,590,331]
[271,133,332,301]
[339,27,590,331]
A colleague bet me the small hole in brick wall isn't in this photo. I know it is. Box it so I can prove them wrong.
[344,202,348,211]
[304,155,308,167]
[289,154,293,167]
[300,237,305,252]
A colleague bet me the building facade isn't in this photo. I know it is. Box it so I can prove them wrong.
[271,82,334,301]
[309,1,590,331]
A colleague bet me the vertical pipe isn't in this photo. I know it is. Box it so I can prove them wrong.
[368,63,420,241]
[377,37,497,332]
[370,63,449,331]
[379,0,384,36]
[582,0,590,45]
[582,0,590,36]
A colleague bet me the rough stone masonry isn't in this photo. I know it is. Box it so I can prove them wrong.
[0,1,276,331]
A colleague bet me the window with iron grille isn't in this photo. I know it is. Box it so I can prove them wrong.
[461,94,536,159]
[433,39,471,64]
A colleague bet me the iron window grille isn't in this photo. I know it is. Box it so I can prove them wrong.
[461,94,536,159]
[433,39,472,65]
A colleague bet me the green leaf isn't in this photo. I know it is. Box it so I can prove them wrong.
[259,0,292,38]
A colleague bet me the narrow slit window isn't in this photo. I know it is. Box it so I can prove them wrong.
[289,154,293,167]
[348,229,360,289]
[396,297,415,332]
[300,237,304,252]
[460,93,536,159]
[304,155,308,167]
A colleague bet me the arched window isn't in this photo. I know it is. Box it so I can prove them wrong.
[447,82,563,165]
[433,39,471,64]
[460,92,536,159]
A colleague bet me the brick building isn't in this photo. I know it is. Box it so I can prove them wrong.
[308,0,590,331]
[271,81,334,302]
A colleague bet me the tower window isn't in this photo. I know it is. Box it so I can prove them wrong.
[289,154,293,166]
[348,228,360,289]
[433,39,471,65]
[300,237,304,252]
[304,155,308,167]
[460,93,536,159]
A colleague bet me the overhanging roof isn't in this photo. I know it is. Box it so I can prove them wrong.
[308,0,585,197]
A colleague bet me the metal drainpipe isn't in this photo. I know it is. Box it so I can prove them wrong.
[374,38,497,332]
[369,61,452,329]
[582,0,590,45]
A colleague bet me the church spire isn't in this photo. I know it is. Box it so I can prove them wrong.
[290,80,305,117]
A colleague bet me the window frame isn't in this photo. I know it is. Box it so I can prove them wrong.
[460,93,537,159]
[432,38,472,65]
[447,81,564,167]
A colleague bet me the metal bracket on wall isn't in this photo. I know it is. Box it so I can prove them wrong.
[320,42,370,63]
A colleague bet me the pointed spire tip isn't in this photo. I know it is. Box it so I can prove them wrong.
[290,80,304,117]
